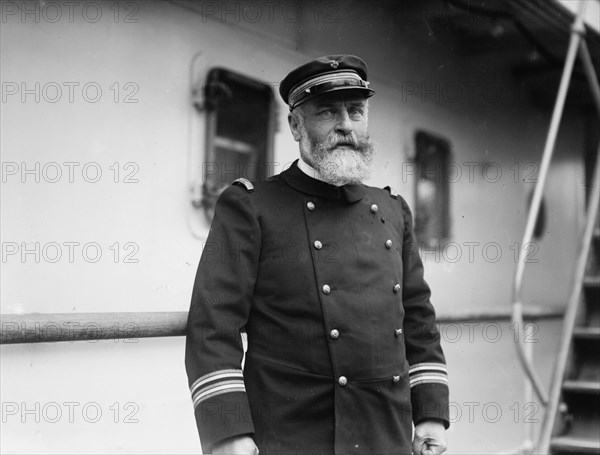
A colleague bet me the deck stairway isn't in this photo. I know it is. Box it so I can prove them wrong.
[510,1,600,454]
[545,224,600,455]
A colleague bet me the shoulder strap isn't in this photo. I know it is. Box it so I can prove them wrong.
[383,185,399,199]
[232,177,255,193]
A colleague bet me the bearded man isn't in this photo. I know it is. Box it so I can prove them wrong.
[185,55,449,455]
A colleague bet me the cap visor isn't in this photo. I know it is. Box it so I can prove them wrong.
[292,86,375,109]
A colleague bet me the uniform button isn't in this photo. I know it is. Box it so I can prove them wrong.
[393,375,401,383]
[314,240,323,250]
[385,239,393,249]
[393,283,401,294]
[338,376,348,386]
[322,284,331,295]
[395,328,403,337]
[370,204,379,213]
[307,201,315,211]
[330,329,340,340]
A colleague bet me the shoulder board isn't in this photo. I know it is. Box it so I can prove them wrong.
[232,178,255,192]
[384,185,399,199]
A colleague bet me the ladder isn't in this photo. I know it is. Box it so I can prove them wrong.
[541,203,600,454]
[511,1,600,453]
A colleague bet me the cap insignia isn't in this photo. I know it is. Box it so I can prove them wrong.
[329,60,339,69]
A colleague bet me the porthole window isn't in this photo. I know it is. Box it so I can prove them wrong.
[414,130,451,246]
[196,67,276,220]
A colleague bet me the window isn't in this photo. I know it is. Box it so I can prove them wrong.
[414,131,451,246]
[197,67,276,220]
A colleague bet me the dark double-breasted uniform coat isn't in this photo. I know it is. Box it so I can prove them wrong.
[185,161,449,455]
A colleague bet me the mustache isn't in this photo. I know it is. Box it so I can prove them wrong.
[323,133,372,152]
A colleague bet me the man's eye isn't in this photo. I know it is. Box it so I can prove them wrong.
[349,108,364,118]
[318,109,333,117]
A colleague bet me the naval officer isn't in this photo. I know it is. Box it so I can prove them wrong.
[185,55,449,455]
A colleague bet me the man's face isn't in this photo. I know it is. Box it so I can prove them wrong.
[289,92,375,185]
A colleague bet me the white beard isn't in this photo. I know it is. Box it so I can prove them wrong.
[298,124,376,186]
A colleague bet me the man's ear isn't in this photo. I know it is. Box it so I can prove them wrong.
[288,113,302,142]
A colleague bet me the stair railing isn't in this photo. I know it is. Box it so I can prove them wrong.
[537,146,599,454]
[511,0,600,452]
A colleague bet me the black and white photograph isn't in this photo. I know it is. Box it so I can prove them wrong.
[1,0,599,453]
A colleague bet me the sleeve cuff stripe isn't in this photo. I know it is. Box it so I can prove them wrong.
[190,369,244,394]
[411,378,449,387]
[192,382,246,407]
[192,379,245,400]
[409,363,447,375]
[410,372,448,381]
[410,374,449,387]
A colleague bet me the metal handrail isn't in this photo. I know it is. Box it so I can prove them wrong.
[510,0,588,408]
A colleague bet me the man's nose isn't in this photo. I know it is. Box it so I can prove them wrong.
[334,109,353,135]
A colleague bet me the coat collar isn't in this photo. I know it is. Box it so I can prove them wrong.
[280,160,366,203]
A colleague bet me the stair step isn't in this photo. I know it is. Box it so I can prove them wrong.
[551,436,600,454]
[563,380,600,394]
[574,327,600,339]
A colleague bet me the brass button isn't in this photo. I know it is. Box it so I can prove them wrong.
[393,375,401,383]
[330,329,340,340]
[322,284,331,295]
[395,328,403,337]
[393,283,401,294]
[338,376,348,386]
[370,204,378,213]
[314,240,323,250]
[385,239,393,249]
[307,201,315,211]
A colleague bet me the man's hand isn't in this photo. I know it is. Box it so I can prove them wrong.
[211,435,258,455]
[412,420,447,455]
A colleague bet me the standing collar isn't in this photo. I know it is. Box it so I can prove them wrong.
[280,160,366,203]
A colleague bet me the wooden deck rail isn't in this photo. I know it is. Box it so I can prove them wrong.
[0,307,563,345]
[0,312,188,344]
